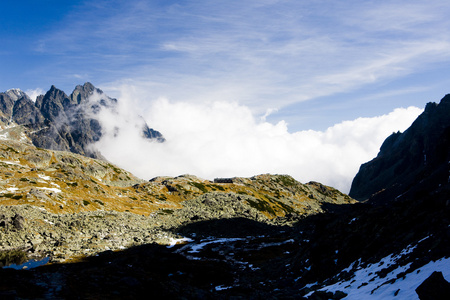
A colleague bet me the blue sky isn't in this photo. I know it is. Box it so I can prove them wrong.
[2,0,450,190]
[2,0,450,131]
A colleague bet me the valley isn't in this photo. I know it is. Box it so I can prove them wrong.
[0,85,449,299]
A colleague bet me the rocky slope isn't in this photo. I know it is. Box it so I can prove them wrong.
[0,129,355,266]
[0,93,449,299]
[349,94,450,202]
[0,83,164,159]
[298,94,450,299]
[0,134,354,216]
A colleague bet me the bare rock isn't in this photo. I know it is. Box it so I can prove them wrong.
[416,271,450,300]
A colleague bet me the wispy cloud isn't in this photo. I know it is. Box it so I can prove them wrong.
[32,0,450,115]
[25,88,45,102]
[24,0,447,191]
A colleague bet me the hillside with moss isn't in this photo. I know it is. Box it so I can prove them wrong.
[0,125,354,218]
[0,122,356,264]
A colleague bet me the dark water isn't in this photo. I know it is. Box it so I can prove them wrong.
[3,256,50,270]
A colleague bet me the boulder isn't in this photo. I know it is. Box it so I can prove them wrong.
[416,271,450,300]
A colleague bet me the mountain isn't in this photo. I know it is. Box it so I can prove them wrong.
[0,134,355,264]
[0,83,164,159]
[300,95,450,298]
[0,92,449,299]
[349,94,450,202]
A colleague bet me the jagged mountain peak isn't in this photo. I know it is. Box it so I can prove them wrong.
[5,88,29,101]
[71,82,104,104]
[0,83,164,159]
[37,85,69,111]
[45,85,68,97]
[77,81,95,91]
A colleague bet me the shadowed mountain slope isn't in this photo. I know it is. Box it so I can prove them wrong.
[350,94,450,202]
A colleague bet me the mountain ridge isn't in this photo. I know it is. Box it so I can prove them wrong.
[0,83,164,159]
[350,94,450,202]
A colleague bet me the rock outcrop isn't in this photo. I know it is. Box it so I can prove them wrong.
[349,94,450,202]
[416,271,450,300]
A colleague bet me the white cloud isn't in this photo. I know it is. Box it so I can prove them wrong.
[93,90,423,193]
[34,0,450,116]
[25,88,45,102]
[29,1,439,192]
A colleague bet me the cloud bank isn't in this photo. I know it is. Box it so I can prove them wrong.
[93,94,423,193]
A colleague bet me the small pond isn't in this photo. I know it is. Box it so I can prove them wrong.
[2,256,50,270]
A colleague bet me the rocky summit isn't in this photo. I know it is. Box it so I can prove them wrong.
[0,92,449,299]
[0,83,164,159]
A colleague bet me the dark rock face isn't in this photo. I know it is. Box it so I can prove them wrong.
[0,83,164,159]
[70,81,96,105]
[416,271,450,300]
[12,97,45,125]
[349,94,450,201]
[29,84,112,158]
[0,93,14,123]
[142,122,165,142]
[35,85,69,122]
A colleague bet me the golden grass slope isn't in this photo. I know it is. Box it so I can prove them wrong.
[0,125,356,217]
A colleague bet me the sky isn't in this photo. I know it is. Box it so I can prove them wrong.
[2,0,450,192]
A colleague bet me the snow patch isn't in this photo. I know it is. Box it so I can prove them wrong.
[258,239,295,249]
[417,236,430,243]
[187,238,245,253]
[38,174,51,181]
[37,187,61,193]
[215,285,233,291]
[1,160,22,166]
[19,132,29,143]
[166,237,193,248]
[307,256,450,299]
